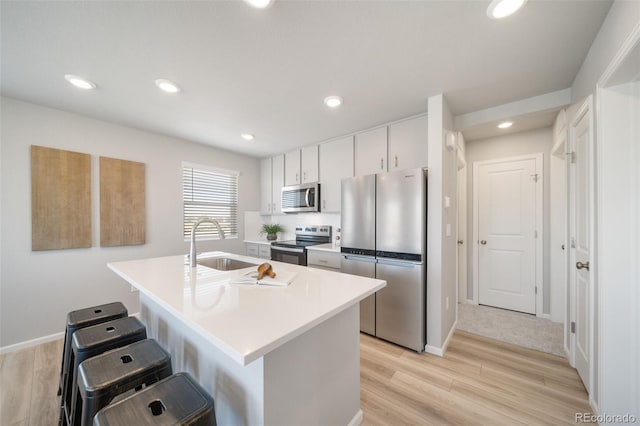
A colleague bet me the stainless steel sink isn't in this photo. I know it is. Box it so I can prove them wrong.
[197,257,258,271]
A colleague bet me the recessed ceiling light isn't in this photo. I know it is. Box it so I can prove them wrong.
[241,133,255,141]
[155,79,180,93]
[324,96,343,108]
[487,0,527,19]
[498,121,513,129]
[64,74,96,90]
[244,0,273,9]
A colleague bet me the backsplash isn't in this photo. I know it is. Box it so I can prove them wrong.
[244,211,340,242]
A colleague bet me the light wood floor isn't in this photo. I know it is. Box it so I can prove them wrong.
[0,331,590,425]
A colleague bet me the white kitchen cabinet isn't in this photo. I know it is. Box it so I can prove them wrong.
[388,115,428,171]
[260,157,273,215]
[307,249,341,271]
[245,242,272,259]
[301,145,318,183]
[271,154,284,214]
[284,150,301,186]
[319,136,353,212]
[285,146,318,185]
[260,155,285,215]
[355,127,388,176]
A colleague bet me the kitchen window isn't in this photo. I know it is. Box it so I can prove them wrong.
[182,162,239,240]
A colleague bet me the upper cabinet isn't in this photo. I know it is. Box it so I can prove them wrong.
[301,145,319,183]
[388,115,428,171]
[355,127,387,176]
[319,136,354,212]
[260,154,285,215]
[285,146,318,185]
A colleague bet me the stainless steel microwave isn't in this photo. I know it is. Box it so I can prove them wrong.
[281,183,320,213]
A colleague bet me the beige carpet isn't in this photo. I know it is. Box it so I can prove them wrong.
[456,303,565,357]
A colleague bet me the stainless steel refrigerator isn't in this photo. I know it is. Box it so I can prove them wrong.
[341,168,427,352]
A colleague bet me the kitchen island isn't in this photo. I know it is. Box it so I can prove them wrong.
[108,251,385,426]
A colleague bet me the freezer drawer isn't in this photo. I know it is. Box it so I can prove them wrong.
[341,255,376,335]
[375,260,425,352]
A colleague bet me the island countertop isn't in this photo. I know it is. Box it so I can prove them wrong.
[108,251,385,366]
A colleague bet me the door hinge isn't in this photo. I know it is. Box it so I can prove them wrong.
[566,151,576,164]
[531,173,539,182]
[571,322,576,334]
[571,237,576,249]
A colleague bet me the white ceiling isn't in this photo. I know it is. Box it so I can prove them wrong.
[0,1,612,158]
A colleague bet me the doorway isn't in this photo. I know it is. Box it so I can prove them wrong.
[472,154,543,315]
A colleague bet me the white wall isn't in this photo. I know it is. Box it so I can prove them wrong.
[426,94,457,354]
[0,97,261,348]
[465,128,553,315]
[571,0,640,102]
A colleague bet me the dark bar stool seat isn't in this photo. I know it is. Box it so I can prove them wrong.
[58,302,128,397]
[93,373,216,426]
[60,316,147,426]
[75,339,172,426]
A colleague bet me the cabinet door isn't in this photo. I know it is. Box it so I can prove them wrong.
[271,155,285,214]
[284,150,301,186]
[301,145,319,183]
[319,136,353,212]
[388,115,428,171]
[258,244,271,259]
[355,127,387,176]
[260,158,272,215]
[246,243,259,258]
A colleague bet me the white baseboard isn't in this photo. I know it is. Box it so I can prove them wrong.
[348,409,364,426]
[589,397,599,417]
[0,331,65,355]
[466,299,477,305]
[425,320,457,357]
[538,313,551,320]
[0,311,139,355]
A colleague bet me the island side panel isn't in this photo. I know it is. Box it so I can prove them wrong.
[263,304,361,426]
[139,293,265,426]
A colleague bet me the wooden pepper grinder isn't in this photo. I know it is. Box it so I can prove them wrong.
[257,263,276,280]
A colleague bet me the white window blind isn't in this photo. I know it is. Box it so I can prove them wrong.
[183,164,239,239]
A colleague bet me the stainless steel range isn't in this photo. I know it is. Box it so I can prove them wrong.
[271,225,331,266]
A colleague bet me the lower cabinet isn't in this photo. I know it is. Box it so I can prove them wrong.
[246,242,271,260]
[307,250,341,271]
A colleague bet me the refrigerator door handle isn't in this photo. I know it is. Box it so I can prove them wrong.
[342,255,377,263]
[376,258,420,268]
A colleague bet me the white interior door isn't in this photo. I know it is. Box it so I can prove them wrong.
[475,155,542,314]
[570,101,593,392]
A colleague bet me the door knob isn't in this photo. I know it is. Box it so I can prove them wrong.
[480,240,487,245]
[576,261,590,271]
[458,240,464,245]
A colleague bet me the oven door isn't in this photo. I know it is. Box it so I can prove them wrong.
[271,245,307,266]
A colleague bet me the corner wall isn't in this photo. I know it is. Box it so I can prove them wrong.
[0,97,261,348]
[426,94,457,354]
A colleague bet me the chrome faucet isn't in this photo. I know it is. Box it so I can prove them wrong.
[190,217,226,267]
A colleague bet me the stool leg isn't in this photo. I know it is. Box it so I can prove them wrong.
[57,329,68,396]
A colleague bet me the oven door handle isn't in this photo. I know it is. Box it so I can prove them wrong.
[272,246,304,254]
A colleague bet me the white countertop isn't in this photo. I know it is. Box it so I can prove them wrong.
[243,239,272,245]
[305,243,341,253]
[108,252,385,366]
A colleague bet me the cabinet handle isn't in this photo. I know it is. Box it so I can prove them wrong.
[296,172,299,182]
[380,158,384,170]
[272,202,276,212]
[395,155,398,168]
[323,199,326,209]
[303,171,307,181]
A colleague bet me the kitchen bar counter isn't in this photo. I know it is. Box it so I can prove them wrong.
[108,251,385,425]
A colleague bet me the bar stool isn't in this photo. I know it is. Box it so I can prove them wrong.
[75,339,172,426]
[58,302,128,396]
[93,373,216,426]
[60,316,147,426]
